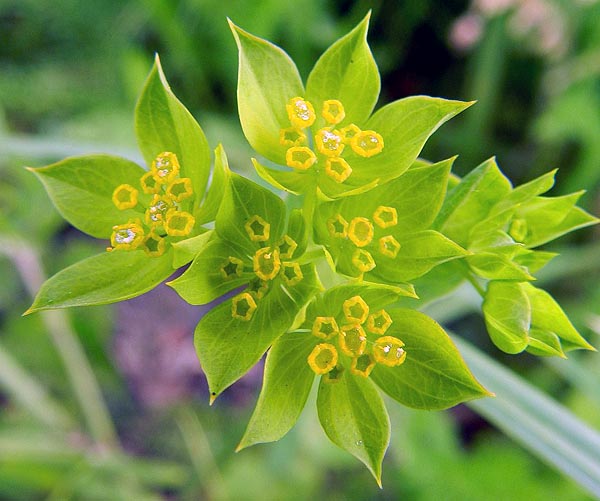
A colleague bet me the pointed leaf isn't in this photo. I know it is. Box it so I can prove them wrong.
[489,169,557,217]
[168,238,252,305]
[348,97,472,185]
[216,172,287,255]
[526,328,566,358]
[482,281,531,354]
[513,249,558,274]
[522,283,594,351]
[135,55,211,209]
[171,230,214,268]
[466,253,534,281]
[229,20,304,165]
[238,331,316,450]
[195,264,320,399]
[306,12,379,127]
[252,158,313,195]
[371,309,491,409]
[26,250,173,313]
[195,144,231,225]
[317,372,390,486]
[27,155,146,238]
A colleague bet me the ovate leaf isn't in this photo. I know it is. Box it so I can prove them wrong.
[306,12,379,127]
[27,155,146,238]
[26,250,174,313]
[195,144,231,225]
[135,55,211,208]
[317,373,390,486]
[238,331,316,450]
[466,253,534,281]
[482,281,531,354]
[229,20,304,165]
[371,309,491,409]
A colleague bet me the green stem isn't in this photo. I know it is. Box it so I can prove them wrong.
[459,261,486,297]
[0,237,120,450]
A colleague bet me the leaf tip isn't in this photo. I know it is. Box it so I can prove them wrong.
[209,392,218,406]
[22,306,35,316]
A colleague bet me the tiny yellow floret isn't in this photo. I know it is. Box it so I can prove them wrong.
[312,316,339,340]
[373,336,406,367]
[286,97,316,128]
[245,215,270,242]
[165,177,193,202]
[279,127,307,146]
[278,235,298,260]
[145,195,174,226]
[110,221,145,251]
[339,324,367,357]
[327,214,348,238]
[164,210,195,236]
[373,206,398,228]
[221,256,245,280]
[323,364,344,383]
[247,279,269,299]
[286,146,317,170]
[143,232,167,257]
[352,249,376,273]
[339,124,360,143]
[112,184,138,210]
[151,152,180,183]
[343,295,370,324]
[316,128,345,157]
[325,157,352,183]
[379,235,401,258]
[351,354,376,378]
[307,343,338,375]
[322,99,345,125]
[232,292,257,321]
[281,262,303,286]
[348,217,374,247]
[351,130,384,157]
[253,247,281,281]
[367,309,393,335]
[140,171,161,194]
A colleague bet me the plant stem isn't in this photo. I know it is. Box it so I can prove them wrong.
[0,237,120,450]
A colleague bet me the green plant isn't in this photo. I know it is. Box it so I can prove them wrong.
[24,13,598,486]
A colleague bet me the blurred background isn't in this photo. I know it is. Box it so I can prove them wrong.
[1,0,600,499]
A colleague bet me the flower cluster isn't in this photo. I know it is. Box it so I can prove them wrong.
[307,294,406,379]
[108,152,195,256]
[222,215,303,322]
[327,205,400,276]
[280,97,384,183]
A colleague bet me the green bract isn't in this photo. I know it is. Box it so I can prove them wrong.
[25,14,597,486]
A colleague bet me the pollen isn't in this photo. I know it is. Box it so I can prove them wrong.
[286,97,316,128]
[373,206,398,228]
[343,295,369,324]
[339,124,360,143]
[112,184,138,210]
[280,127,307,147]
[316,129,345,157]
[339,324,367,357]
[145,195,173,226]
[220,256,244,280]
[151,152,180,183]
[509,218,528,243]
[231,292,257,321]
[322,99,345,125]
[351,354,376,378]
[164,209,195,236]
[351,130,384,157]
[165,177,193,202]
[379,235,401,258]
[285,146,317,170]
[348,217,374,247]
[253,247,281,281]
[110,221,145,250]
[143,232,167,257]
[327,214,348,238]
[244,215,270,242]
[281,262,303,286]
[352,249,376,273]
[367,310,393,335]
[140,171,161,194]
[325,157,352,183]
[312,316,339,340]
[373,336,406,367]
[307,343,338,375]
[278,235,298,260]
